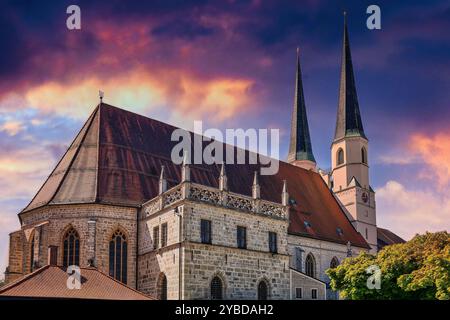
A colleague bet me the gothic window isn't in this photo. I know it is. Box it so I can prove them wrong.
[201,219,212,244]
[161,223,168,247]
[153,226,159,250]
[361,147,367,164]
[295,247,303,271]
[211,276,223,300]
[29,234,35,272]
[109,230,128,284]
[257,280,268,300]
[330,257,339,269]
[337,148,344,165]
[63,228,80,267]
[237,226,247,249]
[305,253,316,278]
[158,273,168,300]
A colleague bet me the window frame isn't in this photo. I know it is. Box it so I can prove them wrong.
[201,219,212,244]
[268,232,277,254]
[161,223,168,248]
[236,226,247,249]
[295,287,303,299]
[337,148,344,166]
[311,288,318,300]
[109,230,128,284]
[153,226,160,250]
[305,253,316,278]
[63,227,80,268]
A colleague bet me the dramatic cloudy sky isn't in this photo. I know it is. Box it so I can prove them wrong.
[0,0,449,275]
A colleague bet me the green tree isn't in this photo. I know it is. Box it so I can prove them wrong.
[326,231,450,300]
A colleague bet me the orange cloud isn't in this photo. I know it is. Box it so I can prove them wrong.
[1,68,254,124]
[0,121,25,136]
[410,132,450,187]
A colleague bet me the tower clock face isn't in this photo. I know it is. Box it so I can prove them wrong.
[362,192,369,203]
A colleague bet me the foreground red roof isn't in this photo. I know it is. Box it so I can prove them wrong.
[0,265,153,300]
[21,103,369,249]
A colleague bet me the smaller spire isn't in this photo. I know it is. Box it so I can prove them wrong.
[181,152,190,182]
[219,163,228,191]
[252,171,260,199]
[159,165,167,194]
[282,180,289,206]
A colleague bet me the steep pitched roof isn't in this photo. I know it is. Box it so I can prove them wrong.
[287,48,315,163]
[377,227,406,250]
[334,14,366,141]
[21,103,369,249]
[0,265,153,300]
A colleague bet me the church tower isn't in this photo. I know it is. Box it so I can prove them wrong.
[330,15,377,252]
[287,48,317,171]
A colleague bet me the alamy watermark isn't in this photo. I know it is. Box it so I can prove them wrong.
[366,264,381,290]
[171,121,280,175]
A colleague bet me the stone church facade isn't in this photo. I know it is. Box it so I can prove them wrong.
[4,18,402,299]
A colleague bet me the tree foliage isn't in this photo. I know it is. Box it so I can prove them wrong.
[326,231,450,300]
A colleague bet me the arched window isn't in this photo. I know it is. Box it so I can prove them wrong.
[211,276,223,300]
[257,280,268,300]
[305,253,316,278]
[361,147,367,164]
[109,230,128,284]
[330,257,339,269]
[63,228,80,267]
[157,273,168,300]
[337,148,344,165]
[29,234,35,272]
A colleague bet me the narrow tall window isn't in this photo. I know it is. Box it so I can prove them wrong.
[29,236,35,272]
[237,226,247,249]
[153,226,159,250]
[268,232,277,253]
[311,288,318,299]
[211,276,223,300]
[257,280,268,300]
[365,228,368,240]
[161,223,168,247]
[337,148,344,165]
[201,219,212,244]
[109,230,127,284]
[361,147,367,164]
[295,247,303,271]
[63,228,80,267]
[305,253,316,278]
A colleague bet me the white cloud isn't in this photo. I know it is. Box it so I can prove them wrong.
[376,180,450,240]
[0,121,25,136]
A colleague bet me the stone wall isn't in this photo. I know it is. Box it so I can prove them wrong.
[5,231,24,283]
[8,204,138,287]
[138,196,290,300]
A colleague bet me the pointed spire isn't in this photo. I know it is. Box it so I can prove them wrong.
[181,152,190,182]
[334,13,366,141]
[282,180,289,206]
[252,171,260,199]
[159,165,167,194]
[219,163,228,191]
[287,47,316,164]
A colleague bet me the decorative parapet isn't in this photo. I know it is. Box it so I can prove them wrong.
[142,182,288,221]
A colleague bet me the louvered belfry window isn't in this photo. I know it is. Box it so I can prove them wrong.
[109,230,128,284]
[63,228,80,267]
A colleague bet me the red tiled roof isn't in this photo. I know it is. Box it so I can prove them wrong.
[0,265,153,300]
[21,103,369,249]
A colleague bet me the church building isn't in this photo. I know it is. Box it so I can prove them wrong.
[3,18,403,300]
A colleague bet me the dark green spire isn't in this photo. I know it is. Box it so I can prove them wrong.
[334,13,367,141]
[288,48,316,164]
